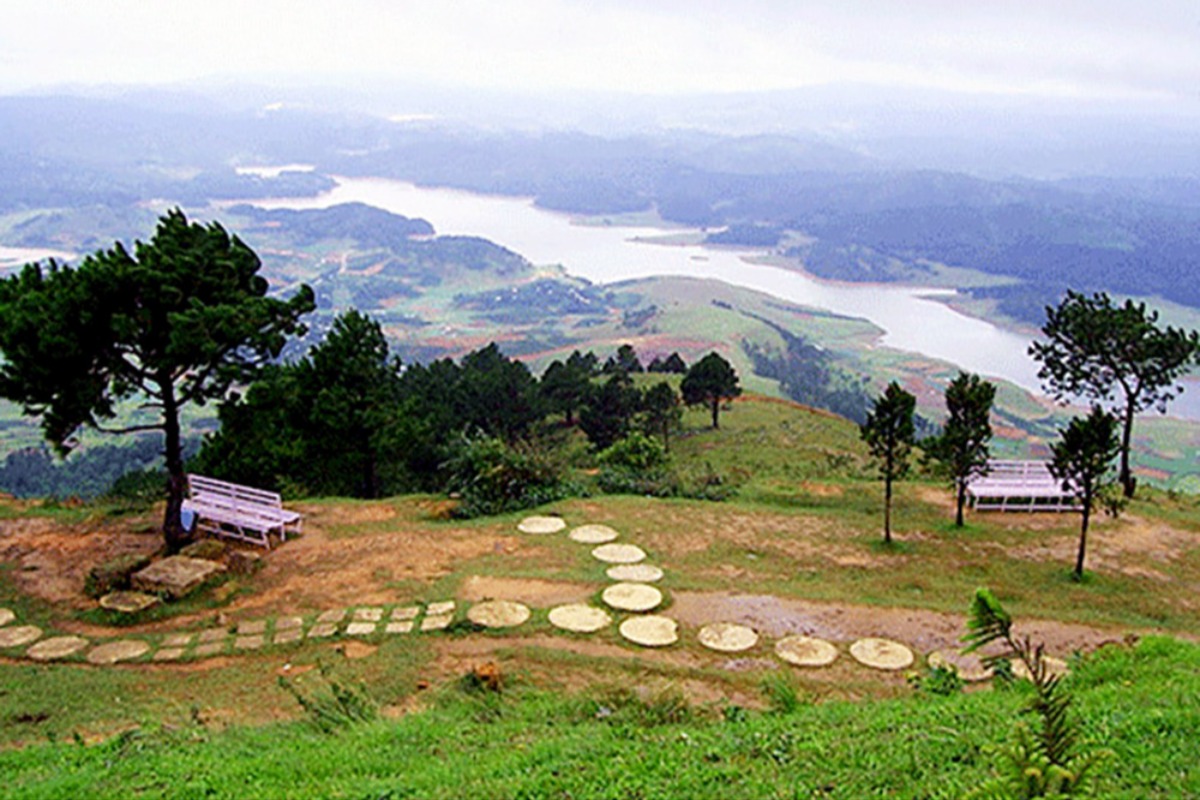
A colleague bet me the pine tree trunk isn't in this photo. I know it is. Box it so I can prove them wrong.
[1120,405,1136,498]
[160,380,190,554]
[1074,490,1091,581]
[883,475,893,544]
[710,397,720,429]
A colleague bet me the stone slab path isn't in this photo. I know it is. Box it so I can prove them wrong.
[0,514,1074,684]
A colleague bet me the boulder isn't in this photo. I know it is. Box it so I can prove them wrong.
[132,556,225,600]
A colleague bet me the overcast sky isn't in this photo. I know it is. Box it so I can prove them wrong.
[3,0,1199,103]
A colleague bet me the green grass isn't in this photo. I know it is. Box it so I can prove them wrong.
[0,637,1196,798]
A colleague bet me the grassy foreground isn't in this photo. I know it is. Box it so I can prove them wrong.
[1,637,1197,799]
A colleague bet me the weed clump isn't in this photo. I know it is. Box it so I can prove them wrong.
[277,662,377,734]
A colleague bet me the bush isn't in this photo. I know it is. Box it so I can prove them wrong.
[597,431,667,472]
[445,435,580,518]
[104,468,167,508]
[84,554,152,598]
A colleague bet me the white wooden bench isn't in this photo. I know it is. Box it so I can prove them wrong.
[182,474,303,549]
[966,460,1078,512]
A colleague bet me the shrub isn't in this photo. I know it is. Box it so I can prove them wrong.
[597,431,667,472]
[104,468,167,508]
[445,435,579,518]
[84,554,152,598]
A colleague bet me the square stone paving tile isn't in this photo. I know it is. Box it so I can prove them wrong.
[237,620,267,635]
[421,614,453,631]
[353,607,384,622]
[317,609,346,623]
[194,642,226,657]
[163,633,194,648]
[153,648,185,662]
[391,605,420,621]
[275,616,304,631]
[273,629,303,645]
[307,623,338,638]
[386,621,414,634]
[235,635,265,650]
[427,601,455,616]
[198,629,228,643]
[345,622,377,636]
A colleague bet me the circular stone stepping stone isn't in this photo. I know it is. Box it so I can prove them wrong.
[928,649,994,683]
[27,636,89,661]
[0,625,42,648]
[601,583,663,612]
[548,604,612,633]
[1013,655,1070,682]
[605,564,664,583]
[517,516,566,534]
[467,600,531,628]
[569,524,619,544]
[0,608,14,626]
[619,615,678,647]
[86,639,151,665]
[697,622,759,653]
[99,591,160,614]
[591,543,647,564]
[850,637,914,671]
[775,635,839,667]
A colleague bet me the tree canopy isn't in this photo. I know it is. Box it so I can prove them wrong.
[681,351,741,429]
[196,310,409,499]
[1030,290,1200,498]
[925,372,995,527]
[0,209,314,550]
[860,381,916,544]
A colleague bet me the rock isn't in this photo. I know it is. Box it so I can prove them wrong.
[132,557,225,600]
[179,539,226,560]
[99,591,161,614]
[849,638,914,671]
[601,583,663,612]
[0,625,42,648]
[226,550,263,576]
[467,600,530,628]
[84,554,152,599]
[775,636,839,667]
[697,623,759,653]
[86,639,151,664]
[27,636,89,661]
[548,604,611,633]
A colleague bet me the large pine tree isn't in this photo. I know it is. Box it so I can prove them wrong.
[0,210,314,550]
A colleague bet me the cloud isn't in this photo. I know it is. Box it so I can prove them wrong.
[2,0,1198,102]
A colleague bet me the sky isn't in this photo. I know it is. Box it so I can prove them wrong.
[2,0,1199,104]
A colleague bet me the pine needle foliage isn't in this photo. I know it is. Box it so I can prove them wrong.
[962,588,1108,799]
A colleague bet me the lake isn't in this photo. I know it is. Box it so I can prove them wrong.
[253,177,1046,387]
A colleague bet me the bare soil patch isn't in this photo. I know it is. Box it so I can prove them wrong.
[0,514,161,609]
[460,575,591,607]
[1006,513,1198,580]
[668,591,1123,657]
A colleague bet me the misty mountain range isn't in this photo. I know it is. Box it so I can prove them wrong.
[3,87,1200,321]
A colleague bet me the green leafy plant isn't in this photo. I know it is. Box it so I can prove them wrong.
[907,663,964,697]
[962,588,1108,798]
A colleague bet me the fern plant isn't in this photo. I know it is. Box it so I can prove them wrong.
[962,588,1108,799]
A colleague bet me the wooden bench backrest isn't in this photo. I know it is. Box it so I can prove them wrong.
[187,474,283,509]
